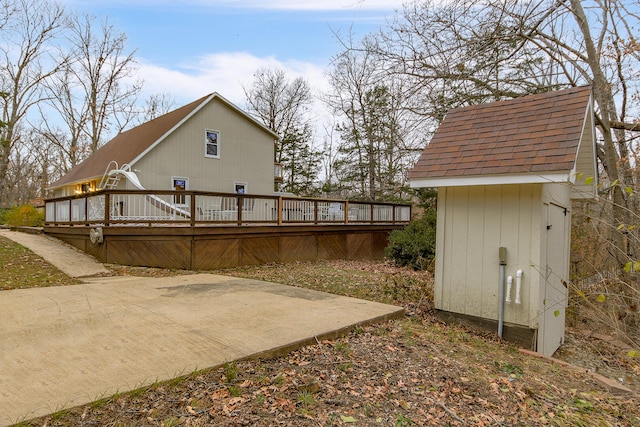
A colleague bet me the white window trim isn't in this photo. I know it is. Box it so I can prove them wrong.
[234,182,248,194]
[171,176,189,207]
[205,129,221,159]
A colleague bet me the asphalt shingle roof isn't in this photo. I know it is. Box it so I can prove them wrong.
[408,86,593,180]
[49,93,278,189]
[50,95,210,189]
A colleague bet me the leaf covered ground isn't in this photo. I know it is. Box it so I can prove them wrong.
[1,237,638,426]
[0,235,80,290]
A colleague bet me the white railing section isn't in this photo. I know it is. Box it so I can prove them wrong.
[349,203,372,222]
[109,193,190,221]
[44,190,411,226]
[395,205,411,222]
[88,194,106,221]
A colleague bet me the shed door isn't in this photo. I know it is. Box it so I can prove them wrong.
[539,203,569,356]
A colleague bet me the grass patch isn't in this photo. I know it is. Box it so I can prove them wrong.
[0,236,79,290]
[221,260,433,308]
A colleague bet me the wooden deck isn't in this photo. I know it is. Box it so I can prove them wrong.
[44,223,404,269]
[44,191,411,269]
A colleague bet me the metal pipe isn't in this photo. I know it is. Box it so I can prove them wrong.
[498,247,507,338]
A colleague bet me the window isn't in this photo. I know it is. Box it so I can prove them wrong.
[205,130,220,158]
[76,181,96,194]
[172,177,188,206]
[234,182,247,194]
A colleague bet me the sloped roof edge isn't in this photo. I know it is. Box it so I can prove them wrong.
[409,172,572,188]
[407,86,596,188]
[127,93,279,168]
[49,92,279,190]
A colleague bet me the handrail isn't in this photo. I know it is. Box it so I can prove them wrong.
[44,189,412,227]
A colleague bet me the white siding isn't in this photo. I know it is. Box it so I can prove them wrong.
[572,103,597,200]
[435,184,544,327]
[537,200,571,355]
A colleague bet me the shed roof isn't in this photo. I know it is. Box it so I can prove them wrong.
[49,93,279,189]
[408,86,596,190]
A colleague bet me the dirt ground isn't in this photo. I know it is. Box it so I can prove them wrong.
[14,260,640,426]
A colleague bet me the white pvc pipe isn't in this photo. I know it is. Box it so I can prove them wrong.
[515,269,523,305]
[506,276,513,303]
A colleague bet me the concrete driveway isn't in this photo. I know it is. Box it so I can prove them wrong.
[0,273,403,425]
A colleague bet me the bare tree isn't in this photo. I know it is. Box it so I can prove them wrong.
[325,45,425,201]
[527,0,640,265]
[136,92,177,124]
[0,0,67,206]
[368,0,640,257]
[243,67,320,194]
[40,12,141,175]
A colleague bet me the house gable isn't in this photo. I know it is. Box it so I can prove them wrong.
[49,93,278,192]
[132,95,277,195]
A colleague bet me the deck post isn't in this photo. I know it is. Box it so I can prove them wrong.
[104,192,111,226]
[84,197,89,226]
[345,201,349,224]
[237,196,243,225]
[277,197,283,225]
[190,193,196,227]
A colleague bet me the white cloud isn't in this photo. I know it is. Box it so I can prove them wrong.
[136,51,331,117]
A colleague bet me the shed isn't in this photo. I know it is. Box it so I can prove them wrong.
[408,87,597,356]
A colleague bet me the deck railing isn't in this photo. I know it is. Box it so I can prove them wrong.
[44,190,412,226]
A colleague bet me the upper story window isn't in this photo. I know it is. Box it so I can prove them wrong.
[205,129,220,158]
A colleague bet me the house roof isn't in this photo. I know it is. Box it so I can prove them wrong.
[49,93,279,189]
[408,86,596,189]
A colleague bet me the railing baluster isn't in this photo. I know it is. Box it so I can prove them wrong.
[43,191,410,227]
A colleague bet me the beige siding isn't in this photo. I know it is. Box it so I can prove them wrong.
[132,98,274,195]
[435,184,545,327]
[537,197,572,355]
[572,111,597,199]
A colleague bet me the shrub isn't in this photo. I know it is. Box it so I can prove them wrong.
[0,208,9,224]
[385,208,437,270]
[2,205,45,227]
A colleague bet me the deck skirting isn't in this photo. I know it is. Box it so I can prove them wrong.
[44,224,404,270]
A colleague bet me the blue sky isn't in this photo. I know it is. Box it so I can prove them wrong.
[62,0,401,109]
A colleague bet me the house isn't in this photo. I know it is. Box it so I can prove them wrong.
[48,93,280,198]
[408,86,597,356]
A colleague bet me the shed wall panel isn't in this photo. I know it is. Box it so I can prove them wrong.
[435,184,546,327]
[464,186,486,316]
[480,186,502,319]
[448,187,469,314]
[434,191,447,310]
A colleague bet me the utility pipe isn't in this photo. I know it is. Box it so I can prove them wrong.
[515,269,523,305]
[506,275,513,303]
[498,247,507,338]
